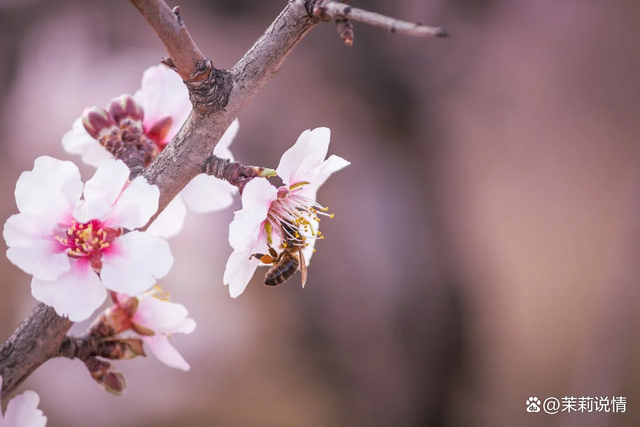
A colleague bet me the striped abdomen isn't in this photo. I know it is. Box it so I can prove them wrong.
[264,252,300,287]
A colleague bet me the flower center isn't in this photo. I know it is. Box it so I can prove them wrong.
[266,184,334,250]
[56,219,121,271]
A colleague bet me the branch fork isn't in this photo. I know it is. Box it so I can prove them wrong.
[0,0,448,399]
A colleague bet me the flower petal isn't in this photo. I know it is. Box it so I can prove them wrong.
[15,156,81,217]
[176,317,197,334]
[134,65,191,144]
[316,154,351,188]
[142,334,190,371]
[82,159,130,208]
[135,296,192,334]
[298,154,351,200]
[146,196,187,238]
[276,127,331,186]
[223,250,261,298]
[106,176,160,230]
[62,117,113,167]
[212,119,239,161]
[3,390,47,427]
[228,178,277,251]
[180,174,236,214]
[100,231,173,296]
[4,213,70,281]
[31,259,107,322]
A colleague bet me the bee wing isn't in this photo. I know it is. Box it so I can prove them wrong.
[298,246,308,288]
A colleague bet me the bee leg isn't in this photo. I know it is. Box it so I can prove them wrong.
[249,253,275,264]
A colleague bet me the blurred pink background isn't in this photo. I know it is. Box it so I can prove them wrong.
[1,0,640,426]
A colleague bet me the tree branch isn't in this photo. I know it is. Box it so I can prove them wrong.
[0,0,447,398]
[129,1,208,82]
[316,1,448,38]
[0,304,72,397]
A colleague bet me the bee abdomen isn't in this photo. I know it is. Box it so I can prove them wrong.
[264,254,299,287]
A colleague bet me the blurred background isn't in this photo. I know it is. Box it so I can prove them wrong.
[1,0,640,426]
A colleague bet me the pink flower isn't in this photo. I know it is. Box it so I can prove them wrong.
[3,157,173,322]
[223,127,349,297]
[111,286,196,371]
[0,376,47,427]
[61,65,238,238]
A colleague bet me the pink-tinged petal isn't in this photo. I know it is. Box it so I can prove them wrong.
[83,159,130,208]
[142,335,190,371]
[212,119,239,161]
[180,174,236,214]
[100,231,173,296]
[276,127,331,186]
[228,179,277,250]
[62,117,113,167]
[3,390,47,427]
[4,213,69,281]
[31,260,107,322]
[107,176,159,230]
[15,156,81,217]
[176,317,197,334]
[316,154,350,187]
[297,154,351,200]
[134,65,191,144]
[146,197,187,238]
[223,250,261,298]
[73,198,111,224]
[135,297,191,334]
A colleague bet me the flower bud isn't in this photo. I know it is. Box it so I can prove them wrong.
[85,358,127,396]
[82,107,116,139]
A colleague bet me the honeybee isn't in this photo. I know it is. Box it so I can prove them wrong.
[249,239,308,287]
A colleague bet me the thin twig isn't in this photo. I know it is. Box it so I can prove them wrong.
[317,2,448,38]
[129,0,208,82]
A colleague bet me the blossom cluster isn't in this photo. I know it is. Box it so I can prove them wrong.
[1,64,348,411]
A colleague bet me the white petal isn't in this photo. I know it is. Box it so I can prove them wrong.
[212,119,239,161]
[3,390,47,427]
[106,176,160,230]
[316,154,350,187]
[142,335,190,371]
[31,260,107,322]
[4,213,70,281]
[83,159,130,208]
[180,174,236,214]
[134,65,191,144]
[228,178,277,251]
[62,117,113,167]
[299,154,351,200]
[100,231,173,296]
[73,198,111,224]
[223,250,260,298]
[135,296,191,334]
[176,317,197,334]
[15,156,82,217]
[146,196,187,238]
[276,127,331,186]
